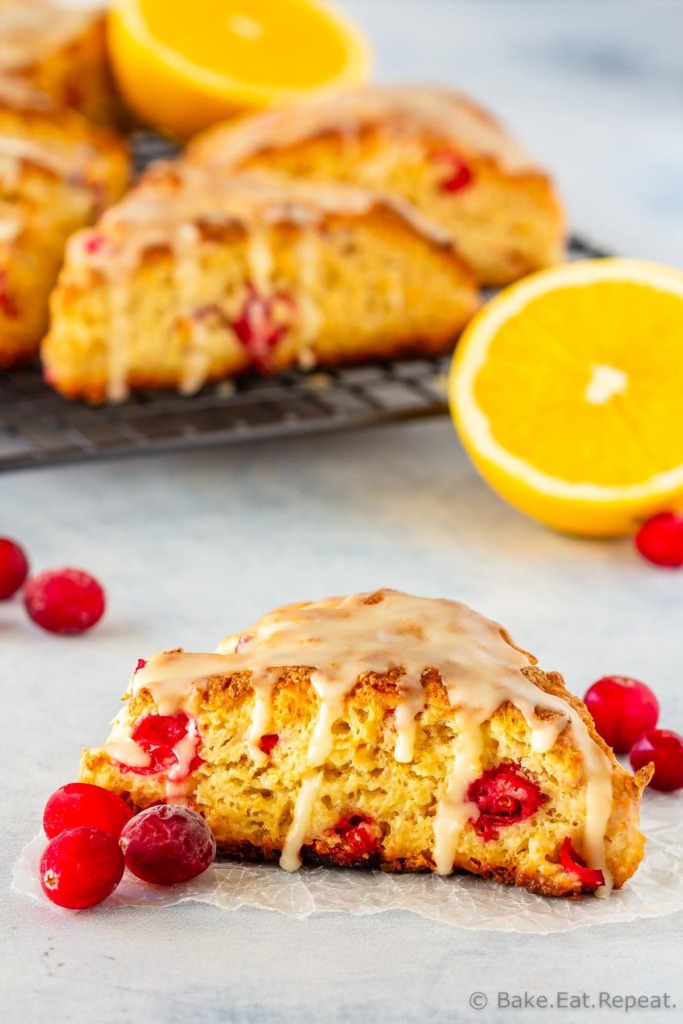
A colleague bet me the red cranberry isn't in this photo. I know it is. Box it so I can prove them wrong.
[83,233,107,256]
[0,537,29,599]
[135,658,147,673]
[635,513,683,568]
[23,568,105,634]
[584,676,659,753]
[40,827,124,909]
[434,150,473,193]
[559,837,605,890]
[630,729,683,792]
[312,813,381,866]
[258,733,279,755]
[43,783,133,840]
[122,713,202,777]
[232,287,293,371]
[119,805,216,886]
[467,763,547,841]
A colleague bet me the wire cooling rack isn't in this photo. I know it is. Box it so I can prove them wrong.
[0,125,609,474]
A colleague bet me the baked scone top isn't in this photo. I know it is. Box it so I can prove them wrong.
[0,0,98,73]
[105,589,618,893]
[190,85,537,174]
[71,163,452,266]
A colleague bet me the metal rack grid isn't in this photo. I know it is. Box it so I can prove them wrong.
[0,228,608,474]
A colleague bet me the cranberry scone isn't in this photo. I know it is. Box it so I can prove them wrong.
[189,85,566,286]
[80,590,651,898]
[0,0,121,125]
[41,165,479,403]
[0,77,129,369]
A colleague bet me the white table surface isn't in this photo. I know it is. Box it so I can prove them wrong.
[3,2,683,1022]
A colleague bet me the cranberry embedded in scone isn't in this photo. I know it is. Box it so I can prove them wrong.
[433,150,473,193]
[560,837,605,889]
[467,763,547,841]
[258,733,279,755]
[311,812,382,866]
[231,286,295,371]
[122,712,202,778]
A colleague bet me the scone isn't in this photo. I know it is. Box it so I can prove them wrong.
[0,77,129,369]
[0,0,122,125]
[80,590,651,898]
[189,85,566,286]
[41,165,479,403]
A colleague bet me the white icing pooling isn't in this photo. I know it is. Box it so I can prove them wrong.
[103,590,615,893]
[70,166,452,402]
[191,85,536,175]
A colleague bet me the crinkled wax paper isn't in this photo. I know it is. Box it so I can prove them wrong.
[14,790,683,933]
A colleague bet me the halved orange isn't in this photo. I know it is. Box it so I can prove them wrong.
[449,259,683,536]
[108,0,372,140]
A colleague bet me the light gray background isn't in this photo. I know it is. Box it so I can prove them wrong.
[2,2,682,1022]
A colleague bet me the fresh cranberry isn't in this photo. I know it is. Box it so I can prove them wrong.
[23,568,105,634]
[584,676,659,753]
[312,813,381,866]
[40,827,124,909]
[630,729,683,792]
[122,713,202,777]
[635,513,683,568]
[232,287,293,371]
[258,733,279,755]
[135,658,147,673]
[467,763,547,841]
[0,537,29,599]
[43,783,133,840]
[119,805,216,886]
[434,150,473,193]
[559,837,605,890]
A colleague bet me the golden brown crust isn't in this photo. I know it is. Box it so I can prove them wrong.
[0,4,123,126]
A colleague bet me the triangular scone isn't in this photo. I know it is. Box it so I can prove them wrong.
[41,165,479,403]
[188,85,566,287]
[0,76,128,369]
[80,590,651,898]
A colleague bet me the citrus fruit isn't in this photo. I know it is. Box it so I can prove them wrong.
[449,259,683,536]
[108,0,372,139]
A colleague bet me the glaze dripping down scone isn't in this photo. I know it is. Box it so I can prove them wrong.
[189,85,566,287]
[0,76,129,369]
[80,590,651,898]
[41,166,478,403]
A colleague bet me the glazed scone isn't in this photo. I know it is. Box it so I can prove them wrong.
[41,165,479,403]
[80,590,652,898]
[0,0,122,125]
[0,77,129,369]
[189,85,567,287]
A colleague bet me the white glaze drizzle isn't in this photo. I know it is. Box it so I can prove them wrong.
[190,85,536,175]
[280,773,322,872]
[101,590,615,892]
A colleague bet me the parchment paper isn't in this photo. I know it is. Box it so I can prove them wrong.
[14,790,682,933]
